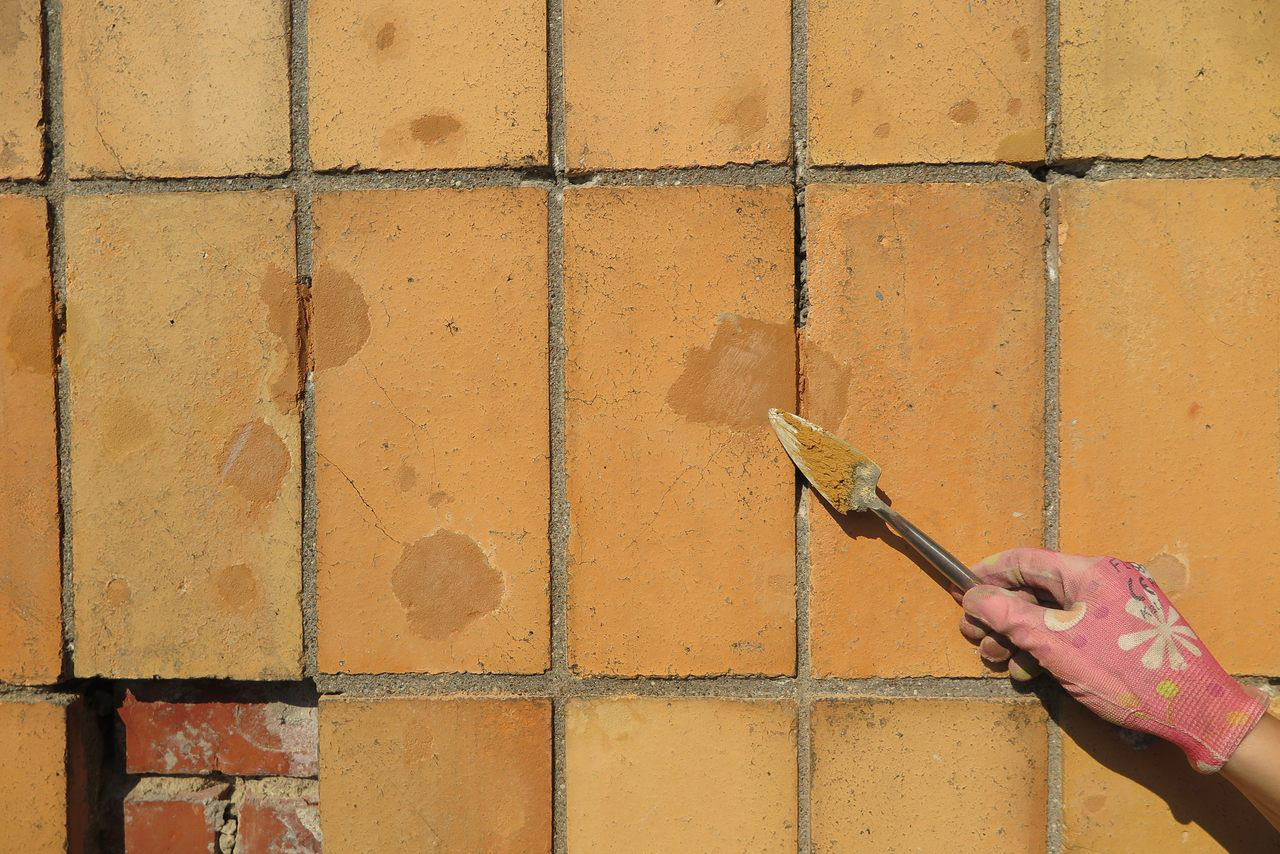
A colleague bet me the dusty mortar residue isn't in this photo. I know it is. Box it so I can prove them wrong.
[391,531,503,639]
[772,410,882,513]
[1145,552,1190,595]
[667,314,795,430]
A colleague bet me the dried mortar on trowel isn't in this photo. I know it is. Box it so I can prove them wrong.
[768,409,886,513]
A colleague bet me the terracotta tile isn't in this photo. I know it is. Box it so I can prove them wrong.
[563,0,791,170]
[319,696,551,853]
[1057,179,1280,675]
[0,0,44,178]
[0,196,60,684]
[802,183,1045,677]
[62,0,290,177]
[119,692,317,776]
[66,192,301,679]
[811,698,1047,853]
[309,0,547,170]
[1060,0,1280,158]
[0,701,71,853]
[567,697,797,853]
[313,188,549,675]
[808,0,1045,165]
[1060,699,1280,852]
[564,186,796,676]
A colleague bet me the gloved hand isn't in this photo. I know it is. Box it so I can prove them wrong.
[960,547,1268,772]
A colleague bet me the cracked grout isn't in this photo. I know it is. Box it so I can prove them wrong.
[1043,174,1065,854]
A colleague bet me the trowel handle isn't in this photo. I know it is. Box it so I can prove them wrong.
[871,504,982,592]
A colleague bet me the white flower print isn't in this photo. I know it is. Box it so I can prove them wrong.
[1116,595,1201,671]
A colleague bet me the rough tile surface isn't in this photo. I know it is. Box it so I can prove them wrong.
[563,0,791,170]
[564,186,796,676]
[567,697,797,853]
[802,183,1045,677]
[62,0,290,177]
[0,701,69,853]
[808,0,1045,165]
[0,0,43,178]
[0,197,61,684]
[67,192,302,679]
[1060,0,1280,158]
[1057,179,1280,676]
[1060,700,1280,852]
[811,698,1048,852]
[314,188,549,675]
[320,696,551,853]
[308,0,547,170]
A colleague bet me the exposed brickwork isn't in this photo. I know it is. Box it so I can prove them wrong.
[564,186,796,676]
[120,692,317,777]
[122,778,229,854]
[236,780,321,854]
[0,197,61,684]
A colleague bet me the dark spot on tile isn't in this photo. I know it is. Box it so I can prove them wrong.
[220,419,290,511]
[667,314,795,430]
[105,578,131,607]
[1011,25,1031,61]
[1187,401,1202,417]
[1145,552,1189,596]
[397,463,417,491]
[800,343,852,431]
[1006,97,1022,116]
[5,284,53,374]
[211,563,259,613]
[375,21,396,50]
[427,491,449,507]
[948,99,979,124]
[259,263,304,412]
[874,122,891,138]
[849,87,864,106]
[311,265,371,372]
[410,113,462,146]
[720,87,768,137]
[391,531,503,639]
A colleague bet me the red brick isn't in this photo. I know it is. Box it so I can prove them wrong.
[0,196,61,684]
[802,183,1045,677]
[313,188,549,675]
[123,778,229,854]
[1057,179,1280,675]
[563,186,796,676]
[0,0,44,178]
[119,692,317,776]
[236,780,320,854]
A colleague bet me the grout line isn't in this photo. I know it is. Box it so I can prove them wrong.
[1043,180,1065,854]
[546,0,566,177]
[6,156,1280,200]
[791,0,808,185]
[1044,0,1062,162]
[43,0,74,681]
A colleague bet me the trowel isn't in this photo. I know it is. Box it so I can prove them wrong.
[768,408,982,592]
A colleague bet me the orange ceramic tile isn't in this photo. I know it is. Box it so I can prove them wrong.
[313,188,549,675]
[1060,0,1280,159]
[567,697,797,853]
[564,186,796,676]
[563,0,791,170]
[320,696,551,853]
[808,0,1045,165]
[0,700,72,852]
[0,0,44,178]
[62,0,290,177]
[811,698,1048,853]
[0,197,60,684]
[66,192,301,679]
[308,0,547,170]
[802,182,1045,678]
[1060,699,1280,852]
[1057,179,1280,676]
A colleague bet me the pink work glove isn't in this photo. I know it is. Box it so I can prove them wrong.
[960,548,1267,773]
